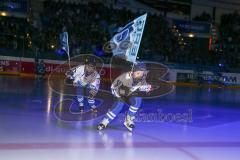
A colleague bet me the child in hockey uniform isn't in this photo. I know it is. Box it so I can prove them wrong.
[97,62,152,132]
[66,57,100,113]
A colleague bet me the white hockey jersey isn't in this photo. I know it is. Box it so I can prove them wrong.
[71,65,100,90]
[111,72,151,98]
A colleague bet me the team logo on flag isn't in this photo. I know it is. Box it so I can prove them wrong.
[110,13,147,63]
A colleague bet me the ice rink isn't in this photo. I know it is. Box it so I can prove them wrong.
[0,75,240,160]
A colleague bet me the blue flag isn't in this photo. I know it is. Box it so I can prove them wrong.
[59,32,69,57]
[111,13,147,63]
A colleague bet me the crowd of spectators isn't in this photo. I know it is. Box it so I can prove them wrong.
[193,11,240,69]
[0,1,182,62]
[40,1,176,59]
[0,0,239,69]
[218,12,240,68]
[0,16,29,51]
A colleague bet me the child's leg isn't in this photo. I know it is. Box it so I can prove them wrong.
[98,100,125,130]
[87,84,98,110]
[76,86,84,109]
[127,97,142,117]
[124,97,142,131]
[106,100,125,123]
[87,98,95,108]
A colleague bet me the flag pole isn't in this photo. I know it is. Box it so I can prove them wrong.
[66,32,71,70]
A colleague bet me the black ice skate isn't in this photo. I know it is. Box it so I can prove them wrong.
[97,118,109,131]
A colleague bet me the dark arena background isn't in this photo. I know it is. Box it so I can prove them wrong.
[0,0,240,160]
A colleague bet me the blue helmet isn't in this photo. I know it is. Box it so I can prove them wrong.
[85,56,96,66]
[133,62,147,72]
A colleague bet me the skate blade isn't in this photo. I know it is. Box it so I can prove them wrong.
[124,122,133,132]
[97,124,105,131]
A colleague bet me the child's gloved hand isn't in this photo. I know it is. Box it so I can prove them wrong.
[65,70,74,79]
[139,84,152,92]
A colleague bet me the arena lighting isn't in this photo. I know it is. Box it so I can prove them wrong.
[0,12,8,17]
[188,33,195,38]
[219,63,224,67]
